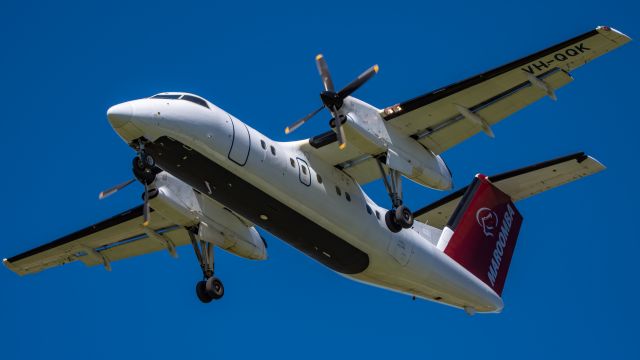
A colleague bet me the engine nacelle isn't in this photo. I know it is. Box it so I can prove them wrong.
[199,221,267,260]
[386,144,452,191]
[149,172,267,260]
[340,97,453,191]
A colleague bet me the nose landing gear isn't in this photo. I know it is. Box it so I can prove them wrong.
[376,157,414,232]
[132,146,159,185]
[188,226,225,303]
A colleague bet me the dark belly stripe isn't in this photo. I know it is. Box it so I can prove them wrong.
[146,136,369,274]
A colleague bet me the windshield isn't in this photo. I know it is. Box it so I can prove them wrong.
[150,93,209,109]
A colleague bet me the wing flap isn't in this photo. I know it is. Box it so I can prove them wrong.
[414,152,605,229]
[418,68,573,153]
[97,227,190,263]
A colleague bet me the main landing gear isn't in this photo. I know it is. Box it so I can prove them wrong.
[376,158,414,233]
[188,226,225,303]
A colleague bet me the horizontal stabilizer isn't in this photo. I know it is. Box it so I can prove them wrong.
[414,152,605,229]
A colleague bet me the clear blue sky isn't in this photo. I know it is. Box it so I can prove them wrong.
[1,1,638,359]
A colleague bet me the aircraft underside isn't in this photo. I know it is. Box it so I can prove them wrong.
[144,135,370,275]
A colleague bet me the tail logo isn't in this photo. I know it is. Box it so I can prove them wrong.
[476,207,499,237]
[487,204,516,287]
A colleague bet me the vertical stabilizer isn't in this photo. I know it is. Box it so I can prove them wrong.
[437,174,523,295]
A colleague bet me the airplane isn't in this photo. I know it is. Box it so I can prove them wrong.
[3,26,631,314]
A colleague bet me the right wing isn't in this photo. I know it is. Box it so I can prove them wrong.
[414,152,605,229]
[3,205,190,275]
[382,26,630,154]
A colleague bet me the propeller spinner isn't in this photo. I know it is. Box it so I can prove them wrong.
[285,54,379,150]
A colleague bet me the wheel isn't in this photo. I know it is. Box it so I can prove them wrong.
[395,205,414,229]
[133,168,156,185]
[196,281,213,303]
[144,154,155,168]
[385,210,402,233]
[206,277,224,300]
[132,157,156,185]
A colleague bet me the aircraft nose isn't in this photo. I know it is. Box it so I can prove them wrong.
[107,102,133,128]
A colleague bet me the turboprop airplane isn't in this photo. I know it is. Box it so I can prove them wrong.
[3,26,631,314]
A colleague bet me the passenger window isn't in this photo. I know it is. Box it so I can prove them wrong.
[335,186,342,196]
[345,192,351,202]
[316,174,323,183]
[301,165,308,175]
[270,146,276,156]
[375,210,381,220]
[261,140,266,149]
[366,204,372,215]
[290,158,295,167]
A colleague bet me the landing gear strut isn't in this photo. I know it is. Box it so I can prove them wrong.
[376,157,414,232]
[188,226,224,303]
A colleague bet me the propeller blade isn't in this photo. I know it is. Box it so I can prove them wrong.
[337,64,379,99]
[143,183,150,227]
[335,117,347,150]
[99,178,136,200]
[285,105,324,134]
[315,54,335,92]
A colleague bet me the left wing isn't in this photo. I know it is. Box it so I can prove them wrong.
[3,205,190,275]
[382,26,630,154]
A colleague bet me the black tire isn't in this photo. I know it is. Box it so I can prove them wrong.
[385,210,402,233]
[196,281,213,303]
[133,168,156,185]
[206,277,225,300]
[132,156,146,172]
[395,205,414,229]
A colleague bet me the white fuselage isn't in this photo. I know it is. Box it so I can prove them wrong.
[108,94,503,313]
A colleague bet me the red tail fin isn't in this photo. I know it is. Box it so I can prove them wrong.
[440,174,523,295]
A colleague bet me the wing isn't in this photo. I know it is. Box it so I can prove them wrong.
[301,134,384,185]
[3,205,190,275]
[414,152,605,229]
[382,26,630,154]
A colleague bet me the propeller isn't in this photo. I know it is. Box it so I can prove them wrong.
[98,155,156,227]
[285,54,379,150]
[98,178,135,200]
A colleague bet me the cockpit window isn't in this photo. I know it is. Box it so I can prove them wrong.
[150,93,210,109]
[151,94,182,99]
[181,94,209,109]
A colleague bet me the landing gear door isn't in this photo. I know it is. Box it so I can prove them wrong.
[227,115,251,166]
[297,158,311,186]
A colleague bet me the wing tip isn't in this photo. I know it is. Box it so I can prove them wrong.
[596,25,632,42]
[3,258,20,274]
[582,155,607,173]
